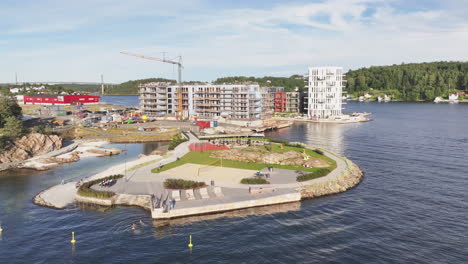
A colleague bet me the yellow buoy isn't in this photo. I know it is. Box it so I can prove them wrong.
[188,235,193,248]
[71,232,76,244]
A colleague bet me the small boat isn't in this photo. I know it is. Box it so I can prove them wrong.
[250,133,265,138]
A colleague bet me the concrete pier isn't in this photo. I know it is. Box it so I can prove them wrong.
[151,190,301,219]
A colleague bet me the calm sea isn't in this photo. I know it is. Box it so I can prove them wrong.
[101,95,139,107]
[0,98,467,263]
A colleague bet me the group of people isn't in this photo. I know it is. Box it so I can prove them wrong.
[303,164,312,168]
[75,179,84,188]
[99,178,117,187]
[151,194,176,212]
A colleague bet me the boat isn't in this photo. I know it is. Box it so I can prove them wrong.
[250,133,265,138]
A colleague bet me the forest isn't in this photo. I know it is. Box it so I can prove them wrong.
[214,75,305,92]
[345,61,468,101]
[4,62,467,101]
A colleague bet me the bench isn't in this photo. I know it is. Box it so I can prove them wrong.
[185,189,195,200]
[199,187,210,199]
[172,190,181,201]
[213,186,224,197]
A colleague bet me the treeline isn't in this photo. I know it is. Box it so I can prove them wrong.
[105,78,176,95]
[346,61,468,101]
[0,83,75,95]
[214,75,305,92]
[58,83,101,93]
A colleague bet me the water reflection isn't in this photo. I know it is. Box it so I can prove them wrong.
[267,122,361,155]
[152,202,301,232]
[142,142,169,155]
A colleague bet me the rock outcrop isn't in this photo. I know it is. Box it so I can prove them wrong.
[0,133,63,163]
[40,151,80,164]
[211,147,330,167]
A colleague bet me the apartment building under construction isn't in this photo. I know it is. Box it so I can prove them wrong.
[273,91,301,113]
[139,82,264,120]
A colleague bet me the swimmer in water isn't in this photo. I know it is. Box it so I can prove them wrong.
[139,220,144,226]
[131,223,137,230]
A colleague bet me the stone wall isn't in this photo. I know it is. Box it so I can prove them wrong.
[74,193,151,210]
[75,193,114,206]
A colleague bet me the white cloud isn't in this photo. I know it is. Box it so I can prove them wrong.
[1,0,468,83]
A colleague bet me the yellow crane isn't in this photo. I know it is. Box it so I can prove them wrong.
[120,51,184,118]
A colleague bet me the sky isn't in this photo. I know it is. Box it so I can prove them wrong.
[1,0,468,83]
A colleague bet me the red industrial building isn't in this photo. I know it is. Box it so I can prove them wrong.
[23,95,100,105]
[274,92,287,112]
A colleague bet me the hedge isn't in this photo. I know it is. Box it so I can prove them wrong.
[163,178,206,189]
[240,178,270,184]
[77,174,123,198]
[314,149,324,155]
[296,168,331,182]
[266,138,304,148]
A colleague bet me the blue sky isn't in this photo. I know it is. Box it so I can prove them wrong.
[1,0,468,83]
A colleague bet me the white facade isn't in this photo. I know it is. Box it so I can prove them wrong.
[306,67,344,118]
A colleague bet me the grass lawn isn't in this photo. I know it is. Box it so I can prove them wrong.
[152,144,336,174]
[127,153,171,172]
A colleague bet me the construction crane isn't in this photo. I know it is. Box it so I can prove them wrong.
[120,51,184,119]
[120,51,183,83]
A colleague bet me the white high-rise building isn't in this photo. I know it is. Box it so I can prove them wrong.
[306,66,344,118]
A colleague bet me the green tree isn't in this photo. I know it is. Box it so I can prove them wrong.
[0,96,22,127]
[0,116,25,138]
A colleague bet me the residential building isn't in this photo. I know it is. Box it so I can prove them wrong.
[139,82,265,120]
[306,67,344,118]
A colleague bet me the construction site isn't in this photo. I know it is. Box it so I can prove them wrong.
[120,51,305,124]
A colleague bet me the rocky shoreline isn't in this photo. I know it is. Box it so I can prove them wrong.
[0,138,124,172]
[300,157,363,199]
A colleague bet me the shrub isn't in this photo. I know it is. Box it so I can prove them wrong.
[296,168,331,182]
[168,134,188,150]
[164,178,206,189]
[314,149,324,155]
[77,174,123,198]
[32,125,54,135]
[240,178,270,184]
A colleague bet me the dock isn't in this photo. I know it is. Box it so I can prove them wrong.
[151,188,301,219]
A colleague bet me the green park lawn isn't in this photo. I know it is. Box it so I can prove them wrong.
[151,144,336,174]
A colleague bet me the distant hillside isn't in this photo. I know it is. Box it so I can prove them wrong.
[58,83,101,93]
[214,75,305,92]
[346,61,468,101]
[105,78,176,95]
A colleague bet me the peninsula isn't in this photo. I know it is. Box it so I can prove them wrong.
[34,132,363,220]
